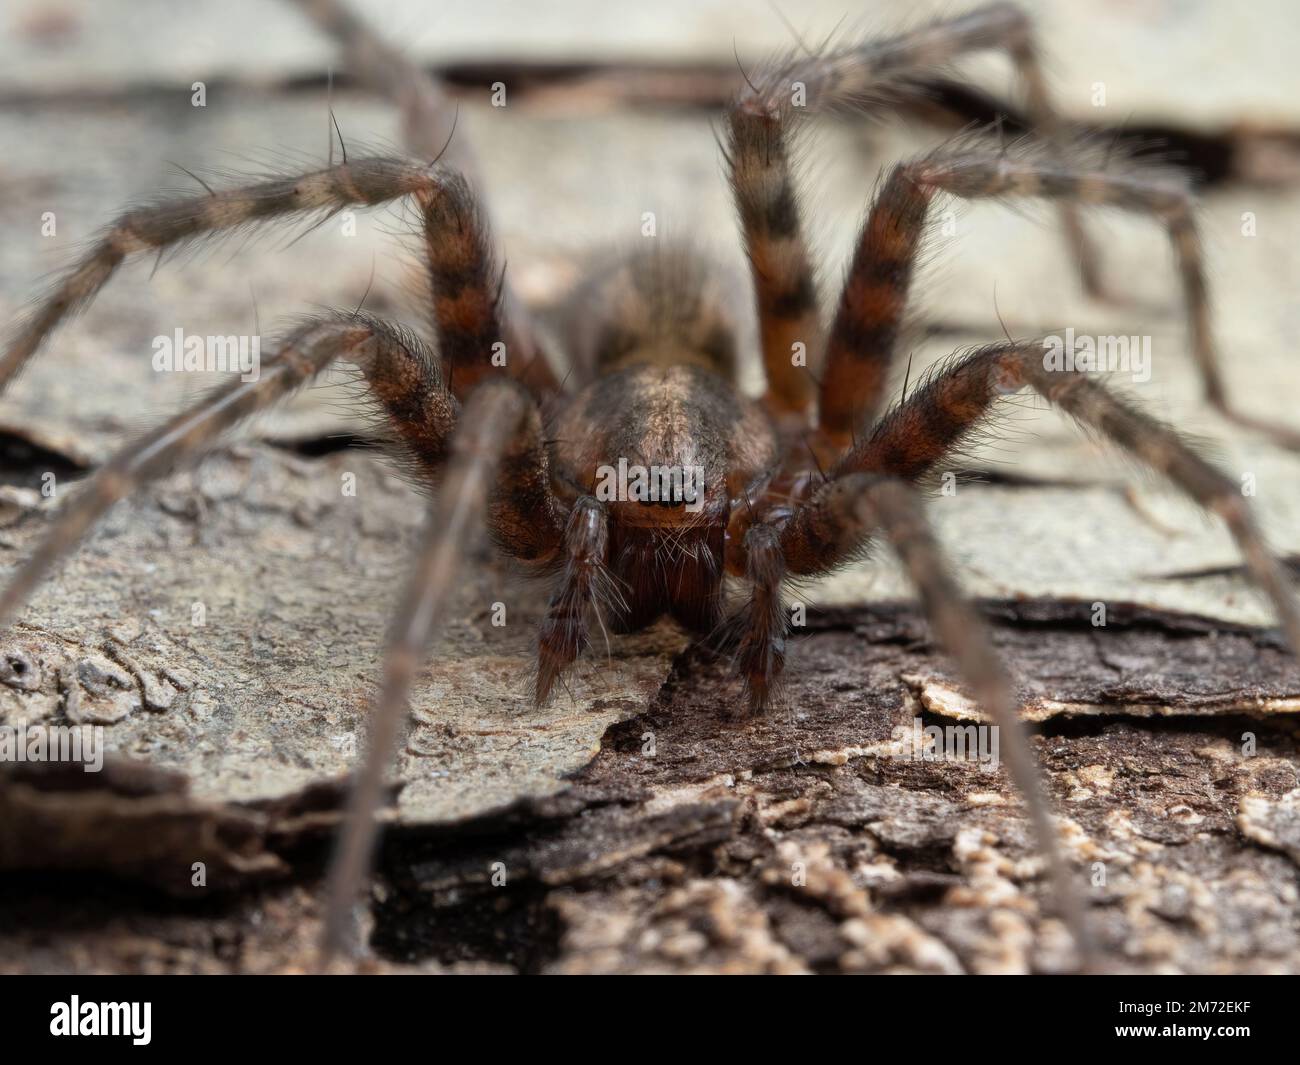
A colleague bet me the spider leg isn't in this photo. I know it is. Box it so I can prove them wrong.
[829,340,1300,658]
[727,2,1094,423]
[0,311,560,956]
[781,473,1094,967]
[534,496,619,704]
[815,160,932,445]
[0,314,564,630]
[725,102,820,421]
[284,0,559,396]
[322,380,540,959]
[352,309,565,564]
[3,158,427,397]
[818,143,1300,452]
[418,168,518,402]
[3,158,553,402]
[343,313,456,477]
[0,317,361,628]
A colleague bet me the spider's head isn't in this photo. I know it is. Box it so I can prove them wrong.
[553,363,772,529]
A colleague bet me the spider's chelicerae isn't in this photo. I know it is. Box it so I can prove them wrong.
[4,0,1299,965]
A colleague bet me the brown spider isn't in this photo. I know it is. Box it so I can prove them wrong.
[2,0,1298,967]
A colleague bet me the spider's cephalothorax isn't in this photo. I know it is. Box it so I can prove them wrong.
[541,248,780,691]
[3,0,1298,962]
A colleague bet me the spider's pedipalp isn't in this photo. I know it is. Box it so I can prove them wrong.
[734,522,788,712]
[833,340,1300,658]
[534,496,615,705]
[322,380,538,959]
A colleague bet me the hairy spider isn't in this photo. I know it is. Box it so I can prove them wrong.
[2,0,1298,967]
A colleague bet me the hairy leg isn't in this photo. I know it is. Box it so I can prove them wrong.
[0,314,563,631]
[329,314,564,560]
[815,163,933,445]
[4,156,554,401]
[817,142,1300,450]
[285,0,558,396]
[344,313,456,476]
[726,1,1092,422]
[322,380,539,959]
[782,473,1094,966]
[724,104,820,421]
[825,339,1300,657]
[2,158,430,396]
[418,169,508,400]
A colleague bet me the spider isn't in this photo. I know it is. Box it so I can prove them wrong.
[2,0,1298,968]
